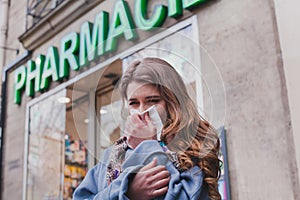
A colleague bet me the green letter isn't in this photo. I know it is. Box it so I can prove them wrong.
[134,0,167,30]
[182,0,207,10]
[14,65,27,104]
[40,46,60,90]
[60,32,79,78]
[106,0,137,52]
[26,55,44,97]
[168,0,183,17]
[79,11,109,67]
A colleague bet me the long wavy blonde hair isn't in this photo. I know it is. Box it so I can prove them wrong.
[120,57,221,200]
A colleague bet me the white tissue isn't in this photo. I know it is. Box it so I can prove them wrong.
[129,105,163,140]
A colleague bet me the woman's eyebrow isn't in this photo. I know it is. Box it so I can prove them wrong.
[128,96,160,101]
[145,95,160,99]
[128,98,137,101]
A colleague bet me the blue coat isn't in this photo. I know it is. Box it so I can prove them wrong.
[73,140,209,200]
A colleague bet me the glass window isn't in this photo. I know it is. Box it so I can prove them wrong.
[63,88,89,200]
[95,60,123,160]
[26,90,66,200]
[25,88,89,200]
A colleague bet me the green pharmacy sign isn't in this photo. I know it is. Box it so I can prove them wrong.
[14,0,207,104]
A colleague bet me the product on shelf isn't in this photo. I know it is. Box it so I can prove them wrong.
[63,133,87,200]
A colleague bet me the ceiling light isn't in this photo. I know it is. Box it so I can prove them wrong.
[100,109,108,115]
[84,119,89,124]
[57,97,71,104]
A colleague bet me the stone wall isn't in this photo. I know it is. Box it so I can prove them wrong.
[198,0,300,199]
[274,0,300,195]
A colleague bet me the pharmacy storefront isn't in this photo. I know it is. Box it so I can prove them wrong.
[1,0,230,199]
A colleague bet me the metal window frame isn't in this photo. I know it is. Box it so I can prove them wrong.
[219,126,232,200]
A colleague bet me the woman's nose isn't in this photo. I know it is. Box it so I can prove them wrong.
[139,104,149,113]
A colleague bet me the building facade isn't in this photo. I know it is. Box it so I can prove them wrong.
[0,0,300,199]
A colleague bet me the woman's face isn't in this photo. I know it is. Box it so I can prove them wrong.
[126,81,167,122]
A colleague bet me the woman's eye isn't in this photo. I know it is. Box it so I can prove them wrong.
[129,101,139,106]
[148,99,160,103]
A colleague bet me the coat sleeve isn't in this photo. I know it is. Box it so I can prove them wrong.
[72,148,143,200]
[122,140,208,200]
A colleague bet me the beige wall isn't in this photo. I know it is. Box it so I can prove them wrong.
[274,0,300,191]
[198,0,300,199]
[1,0,27,199]
[4,0,27,64]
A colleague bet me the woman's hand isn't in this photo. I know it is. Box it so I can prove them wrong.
[126,158,170,200]
[125,112,156,149]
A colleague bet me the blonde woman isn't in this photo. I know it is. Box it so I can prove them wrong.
[73,57,221,200]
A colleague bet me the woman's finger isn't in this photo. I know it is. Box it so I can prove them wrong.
[140,158,157,172]
[144,112,153,126]
[131,114,143,124]
[146,165,167,175]
[126,114,145,135]
[143,113,156,140]
[152,176,170,190]
[150,169,170,182]
[151,186,169,198]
